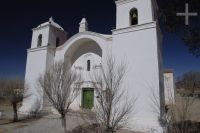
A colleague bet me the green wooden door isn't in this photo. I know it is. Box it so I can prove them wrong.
[82,88,94,109]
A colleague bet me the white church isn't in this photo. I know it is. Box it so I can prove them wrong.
[19,0,175,132]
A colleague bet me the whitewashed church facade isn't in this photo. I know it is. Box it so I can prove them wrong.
[19,0,174,132]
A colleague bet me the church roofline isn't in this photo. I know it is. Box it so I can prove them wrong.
[32,24,65,32]
[116,0,159,10]
[32,17,65,32]
[164,69,174,73]
[56,31,112,51]
[115,0,137,5]
[115,0,158,6]
[112,21,157,35]
[27,46,55,53]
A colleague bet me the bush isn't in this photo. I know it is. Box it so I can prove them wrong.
[68,123,107,133]
[168,120,200,133]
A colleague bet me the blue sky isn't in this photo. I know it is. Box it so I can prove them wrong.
[0,0,199,80]
[163,32,200,78]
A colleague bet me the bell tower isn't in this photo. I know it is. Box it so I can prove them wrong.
[112,0,164,132]
[115,0,158,29]
[31,17,67,48]
[20,18,67,113]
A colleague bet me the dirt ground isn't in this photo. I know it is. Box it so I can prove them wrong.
[175,97,200,122]
[0,105,137,133]
[0,97,199,133]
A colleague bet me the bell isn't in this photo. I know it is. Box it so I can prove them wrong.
[132,13,137,18]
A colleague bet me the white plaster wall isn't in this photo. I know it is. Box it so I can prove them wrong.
[70,53,102,110]
[116,0,154,29]
[48,26,67,47]
[19,47,50,113]
[157,26,165,118]
[31,27,50,48]
[112,23,163,132]
[164,72,175,105]
[46,48,55,70]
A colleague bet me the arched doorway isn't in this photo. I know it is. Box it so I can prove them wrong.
[64,38,102,109]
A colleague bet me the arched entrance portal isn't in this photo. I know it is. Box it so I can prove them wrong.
[64,38,102,110]
[64,38,102,66]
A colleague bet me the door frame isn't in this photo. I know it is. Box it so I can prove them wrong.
[82,88,94,109]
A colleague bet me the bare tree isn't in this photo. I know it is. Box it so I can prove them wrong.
[151,81,198,133]
[38,61,81,133]
[167,96,197,133]
[176,72,200,95]
[0,78,25,122]
[91,56,135,133]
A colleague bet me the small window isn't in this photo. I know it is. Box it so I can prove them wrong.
[56,37,60,47]
[130,8,138,25]
[37,34,42,47]
[87,60,91,71]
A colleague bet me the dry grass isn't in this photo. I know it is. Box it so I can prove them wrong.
[1,97,200,133]
[68,123,141,133]
[166,96,200,133]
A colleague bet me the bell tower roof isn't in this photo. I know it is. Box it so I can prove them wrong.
[80,18,87,23]
[35,17,64,31]
[115,0,134,5]
[79,17,88,32]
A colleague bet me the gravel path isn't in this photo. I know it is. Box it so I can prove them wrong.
[0,105,142,133]
[0,112,136,133]
[0,113,87,133]
[1,97,200,133]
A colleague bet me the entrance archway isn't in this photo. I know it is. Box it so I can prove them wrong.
[63,38,102,109]
[64,38,102,67]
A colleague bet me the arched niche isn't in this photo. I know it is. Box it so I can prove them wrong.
[37,34,42,47]
[130,8,138,26]
[64,38,102,66]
